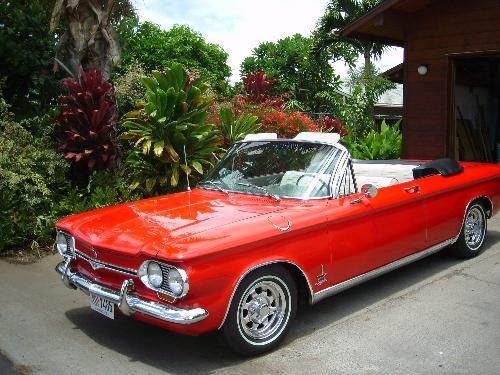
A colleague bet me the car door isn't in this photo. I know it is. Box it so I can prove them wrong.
[409,173,470,246]
[326,180,427,285]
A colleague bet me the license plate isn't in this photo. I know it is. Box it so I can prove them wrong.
[90,294,114,320]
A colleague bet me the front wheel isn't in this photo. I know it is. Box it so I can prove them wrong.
[222,265,297,356]
[449,202,487,258]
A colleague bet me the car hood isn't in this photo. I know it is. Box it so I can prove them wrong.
[56,188,285,258]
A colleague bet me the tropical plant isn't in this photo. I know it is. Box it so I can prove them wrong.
[50,0,120,79]
[121,63,222,194]
[54,69,118,185]
[325,64,395,142]
[349,120,402,160]
[219,107,260,147]
[313,0,385,67]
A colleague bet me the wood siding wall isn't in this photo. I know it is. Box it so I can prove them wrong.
[403,0,500,159]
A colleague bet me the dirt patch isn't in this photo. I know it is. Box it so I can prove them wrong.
[0,244,55,265]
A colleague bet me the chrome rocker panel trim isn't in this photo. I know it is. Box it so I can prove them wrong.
[55,261,208,325]
[312,236,458,304]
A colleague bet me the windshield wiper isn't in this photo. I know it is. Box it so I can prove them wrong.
[199,180,229,195]
[235,182,280,201]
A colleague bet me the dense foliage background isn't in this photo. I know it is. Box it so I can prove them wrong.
[0,0,400,255]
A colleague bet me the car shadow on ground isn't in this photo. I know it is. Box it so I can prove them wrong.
[64,230,500,373]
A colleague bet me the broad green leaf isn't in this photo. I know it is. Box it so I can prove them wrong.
[153,141,164,157]
[191,161,203,174]
[141,77,158,93]
[171,165,179,186]
[145,178,156,192]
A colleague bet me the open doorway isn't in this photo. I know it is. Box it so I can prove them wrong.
[452,55,500,163]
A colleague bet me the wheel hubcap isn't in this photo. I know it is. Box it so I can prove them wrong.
[238,279,287,341]
[464,207,485,250]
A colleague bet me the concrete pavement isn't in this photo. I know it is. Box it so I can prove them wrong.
[0,215,499,374]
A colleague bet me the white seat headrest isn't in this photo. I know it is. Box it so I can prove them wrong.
[243,133,278,141]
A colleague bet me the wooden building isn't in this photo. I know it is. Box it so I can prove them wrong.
[340,0,500,163]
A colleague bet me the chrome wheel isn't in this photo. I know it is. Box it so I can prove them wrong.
[238,278,288,343]
[464,206,486,250]
[222,266,296,355]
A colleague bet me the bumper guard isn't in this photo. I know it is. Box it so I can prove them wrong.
[55,261,208,325]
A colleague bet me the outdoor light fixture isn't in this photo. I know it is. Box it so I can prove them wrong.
[417,64,428,75]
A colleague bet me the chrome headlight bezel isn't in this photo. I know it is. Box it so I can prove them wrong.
[56,231,75,258]
[138,260,189,299]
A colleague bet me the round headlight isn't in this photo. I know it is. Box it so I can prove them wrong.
[147,262,163,288]
[56,232,68,256]
[167,268,184,296]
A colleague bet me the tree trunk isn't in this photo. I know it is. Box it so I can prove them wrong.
[363,47,371,68]
[363,46,375,130]
[51,0,120,79]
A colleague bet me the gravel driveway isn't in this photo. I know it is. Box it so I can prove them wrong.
[1,215,499,375]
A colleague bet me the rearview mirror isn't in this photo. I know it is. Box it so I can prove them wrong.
[361,184,378,198]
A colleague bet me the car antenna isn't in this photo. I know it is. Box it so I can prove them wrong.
[183,144,191,192]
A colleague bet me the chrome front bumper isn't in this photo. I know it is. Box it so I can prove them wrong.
[55,261,208,325]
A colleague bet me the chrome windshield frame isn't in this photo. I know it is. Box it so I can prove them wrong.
[198,139,351,200]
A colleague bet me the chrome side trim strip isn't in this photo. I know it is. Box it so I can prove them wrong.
[75,249,137,276]
[55,262,208,325]
[218,260,314,329]
[311,237,458,304]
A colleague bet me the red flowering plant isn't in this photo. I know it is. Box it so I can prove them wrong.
[241,71,284,110]
[257,108,319,138]
[316,116,350,137]
[55,69,118,184]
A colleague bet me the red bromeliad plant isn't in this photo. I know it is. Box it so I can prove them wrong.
[55,69,118,183]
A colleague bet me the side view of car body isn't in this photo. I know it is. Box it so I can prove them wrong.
[55,133,500,355]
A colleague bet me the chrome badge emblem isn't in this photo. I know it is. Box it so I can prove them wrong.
[315,264,328,286]
[90,247,98,259]
[89,247,103,270]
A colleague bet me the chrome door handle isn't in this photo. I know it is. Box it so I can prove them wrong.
[350,197,362,204]
[404,185,420,193]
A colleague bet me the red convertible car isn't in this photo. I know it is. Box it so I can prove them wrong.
[55,132,500,355]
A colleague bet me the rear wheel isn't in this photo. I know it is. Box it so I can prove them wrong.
[222,265,297,356]
[449,202,487,258]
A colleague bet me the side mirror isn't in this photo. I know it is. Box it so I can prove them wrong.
[361,183,378,198]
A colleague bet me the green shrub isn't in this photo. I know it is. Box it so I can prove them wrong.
[349,120,402,160]
[0,119,69,251]
[114,64,147,115]
[121,63,222,195]
[53,171,144,219]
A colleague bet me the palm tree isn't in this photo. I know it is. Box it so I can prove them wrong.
[313,0,386,67]
[49,0,126,79]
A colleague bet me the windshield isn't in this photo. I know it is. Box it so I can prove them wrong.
[199,140,343,199]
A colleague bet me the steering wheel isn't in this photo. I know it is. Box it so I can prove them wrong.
[295,173,329,192]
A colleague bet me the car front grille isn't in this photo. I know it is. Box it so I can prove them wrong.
[75,249,137,276]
